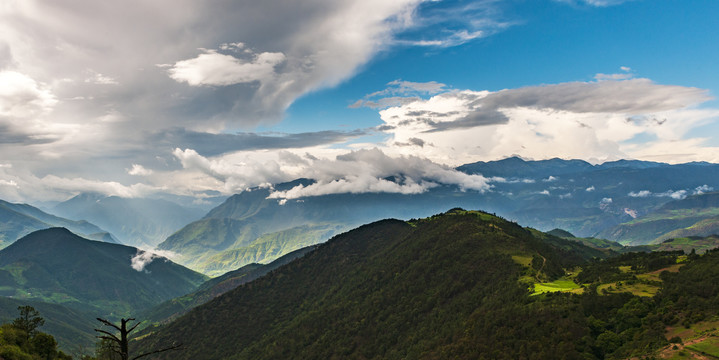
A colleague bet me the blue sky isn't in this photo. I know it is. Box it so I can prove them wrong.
[0,0,718,203]
[281,0,719,132]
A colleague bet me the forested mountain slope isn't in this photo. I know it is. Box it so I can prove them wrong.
[135,209,612,359]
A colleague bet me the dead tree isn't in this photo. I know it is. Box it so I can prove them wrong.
[95,317,181,360]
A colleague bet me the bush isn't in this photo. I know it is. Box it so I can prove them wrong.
[669,336,683,344]
[0,345,33,360]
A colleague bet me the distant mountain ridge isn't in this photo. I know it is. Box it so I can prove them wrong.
[52,193,204,248]
[0,198,117,246]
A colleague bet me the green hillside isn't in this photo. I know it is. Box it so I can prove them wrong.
[162,220,344,275]
[0,228,208,316]
[134,209,623,359]
[140,245,318,327]
[650,235,719,254]
[654,216,719,243]
[195,224,345,276]
[597,193,719,245]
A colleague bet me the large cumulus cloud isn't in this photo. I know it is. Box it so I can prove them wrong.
[374,77,719,166]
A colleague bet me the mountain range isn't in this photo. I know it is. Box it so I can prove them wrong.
[157,157,719,275]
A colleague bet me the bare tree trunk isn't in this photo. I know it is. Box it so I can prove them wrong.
[95,317,181,360]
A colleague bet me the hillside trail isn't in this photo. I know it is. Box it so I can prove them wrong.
[654,334,719,359]
[534,255,547,282]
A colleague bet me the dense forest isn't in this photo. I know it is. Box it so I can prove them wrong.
[131,209,719,359]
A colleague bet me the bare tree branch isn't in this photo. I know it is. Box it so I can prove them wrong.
[127,321,141,333]
[96,317,122,332]
[95,317,180,360]
[131,343,183,360]
[94,329,120,342]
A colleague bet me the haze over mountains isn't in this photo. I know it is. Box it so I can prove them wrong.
[0,199,117,247]
[52,193,205,248]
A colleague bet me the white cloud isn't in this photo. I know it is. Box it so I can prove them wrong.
[657,189,687,200]
[628,190,651,198]
[0,163,166,202]
[599,197,612,210]
[387,80,447,94]
[0,71,57,119]
[0,180,18,188]
[594,72,633,81]
[130,249,171,272]
[586,186,595,192]
[168,50,286,86]
[128,164,153,176]
[628,189,688,200]
[172,147,491,200]
[350,79,448,109]
[84,70,119,85]
[584,0,635,6]
[694,185,714,195]
[492,177,536,184]
[556,0,635,6]
[374,78,716,166]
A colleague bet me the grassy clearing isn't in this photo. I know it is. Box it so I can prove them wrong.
[666,318,719,342]
[532,278,583,295]
[511,255,532,267]
[596,281,659,297]
[654,319,719,359]
[687,336,719,357]
[637,264,684,282]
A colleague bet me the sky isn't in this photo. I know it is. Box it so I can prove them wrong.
[1,0,718,205]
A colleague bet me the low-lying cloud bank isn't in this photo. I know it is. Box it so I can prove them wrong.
[174,147,491,202]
